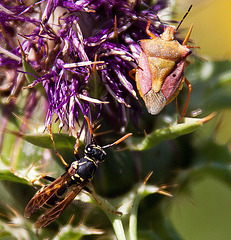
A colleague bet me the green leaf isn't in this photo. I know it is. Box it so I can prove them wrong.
[25,132,76,150]
[131,113,216,151]
[6,130,76,150]
[0,171,29,185]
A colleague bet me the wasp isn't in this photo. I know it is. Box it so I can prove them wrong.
[24,116,132,228]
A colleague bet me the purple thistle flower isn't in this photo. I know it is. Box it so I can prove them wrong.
[0,0,168,133]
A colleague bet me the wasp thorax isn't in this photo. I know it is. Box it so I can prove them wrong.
[84,144,106,162]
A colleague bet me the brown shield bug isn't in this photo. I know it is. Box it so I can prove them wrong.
[135,5,194,122]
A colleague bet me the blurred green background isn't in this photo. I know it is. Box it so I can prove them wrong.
[169,0,231,239]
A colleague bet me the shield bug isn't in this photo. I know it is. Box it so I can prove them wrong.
[24,116,132,228]
[135,5,194,122]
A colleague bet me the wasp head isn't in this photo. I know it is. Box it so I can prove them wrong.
[84,144,106,162]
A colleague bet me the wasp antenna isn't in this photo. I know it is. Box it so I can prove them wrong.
[84,116,96,145]
[102,133,132,149]
[176,4,192,31]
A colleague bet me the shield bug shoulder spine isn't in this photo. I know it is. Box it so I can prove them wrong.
[135,5,194,122]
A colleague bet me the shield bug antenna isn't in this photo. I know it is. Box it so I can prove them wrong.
[25,116,132,228]
[176,5,193,32]
[135,5,195,123]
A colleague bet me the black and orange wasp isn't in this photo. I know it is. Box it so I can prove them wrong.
[24,116,132,228]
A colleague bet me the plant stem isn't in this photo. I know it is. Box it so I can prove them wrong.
[110,217,126,240]
[92,194,127,240]
[128,195,139,240]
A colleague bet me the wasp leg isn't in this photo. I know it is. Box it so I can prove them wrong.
[10,167,56,193]
[29,175,57,191]
[74,132,80,160]
[84,185,122,216]
[10,167,48,185]
[84,116,97,145]
[42,175,56,182]
[48,125,69,167]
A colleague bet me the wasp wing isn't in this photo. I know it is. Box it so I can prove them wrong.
[24,172,70,218]
[34,181,87,228]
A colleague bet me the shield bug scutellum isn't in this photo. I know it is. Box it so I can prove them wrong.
[135,5,195,122]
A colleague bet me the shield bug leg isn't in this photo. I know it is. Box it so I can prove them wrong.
[174,24,193,123]
[177,23,193,123]
[178,77,192,123]
[48,125,69,167]
[183,25,200,50]
[146,20,157,39]
[129,68,136,80]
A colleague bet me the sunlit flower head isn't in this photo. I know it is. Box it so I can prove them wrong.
[0,0,168,132]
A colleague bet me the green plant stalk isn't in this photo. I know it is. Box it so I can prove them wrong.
[110,217,127,240]
[128,174,166,240]
[90,194,127,240]
[128,182,148,240]
[128,196,139,240]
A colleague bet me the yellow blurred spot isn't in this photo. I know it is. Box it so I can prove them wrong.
[176,0,231,60]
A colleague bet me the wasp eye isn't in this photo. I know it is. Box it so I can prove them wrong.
[86,146,92,152]
[85,144,94,155]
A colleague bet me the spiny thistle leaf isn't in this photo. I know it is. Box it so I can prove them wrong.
[56,224,104,240]
[7,130,76,150]
[131,113,216,151]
